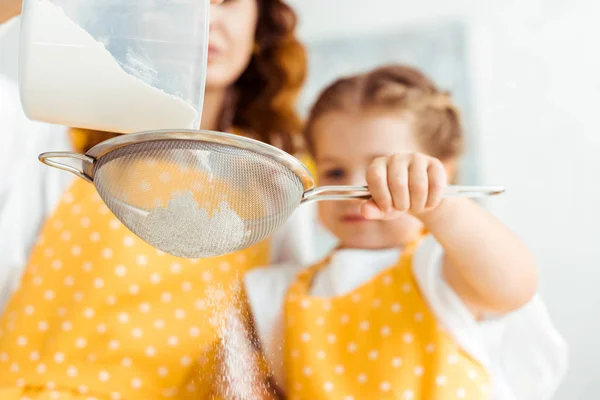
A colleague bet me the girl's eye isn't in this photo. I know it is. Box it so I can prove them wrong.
[322,168,345,181]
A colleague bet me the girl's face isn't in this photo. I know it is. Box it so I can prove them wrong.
[207,0,259,90]
[312,111,454,250]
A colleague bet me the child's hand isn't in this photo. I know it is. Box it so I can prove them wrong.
[361,152,447,219]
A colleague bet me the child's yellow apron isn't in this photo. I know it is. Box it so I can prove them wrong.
[283,240,491,400]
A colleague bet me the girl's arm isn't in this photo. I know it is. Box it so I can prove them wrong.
[419,197,538,316]
[363,152,538,317]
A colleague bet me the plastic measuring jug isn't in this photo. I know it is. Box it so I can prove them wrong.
[18,0,210,133]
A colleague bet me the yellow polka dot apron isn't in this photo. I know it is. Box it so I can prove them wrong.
[283,240,491,400]
[0,176,274,399]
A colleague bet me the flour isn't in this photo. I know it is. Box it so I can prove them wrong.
[20,0,199,133]
[139,191,249,258]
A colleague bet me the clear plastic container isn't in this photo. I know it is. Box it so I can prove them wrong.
[18,0,209,133]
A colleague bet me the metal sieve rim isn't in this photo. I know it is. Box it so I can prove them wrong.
[85,129,315,192]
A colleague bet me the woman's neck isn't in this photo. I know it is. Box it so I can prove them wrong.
[200,88,228,131]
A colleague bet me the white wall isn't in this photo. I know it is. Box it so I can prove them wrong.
[289,0,600,398]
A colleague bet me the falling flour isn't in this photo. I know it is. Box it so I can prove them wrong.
[20,0,199,133]
[139,191,249,258]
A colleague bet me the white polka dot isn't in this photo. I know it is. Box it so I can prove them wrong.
[380,326,391,336]
[96,324,107,334]
[150,273,161,284]
[115,265,127,277]
[322,301,332,311]
[168,336,179,346]
[121,358,133,368]
[99,370,110,382]
[368,350,379,360]
[123,236,135,247]
[303,367,312,376]
[323,381,334,392]
[145,346,156,357]
[161,292,172,303]
[414,312,424,322]
[159,172,171,183]
[82,263,93,272]
[175,309,186,320]
[448,354,459,364]
[70,246,82,256]
[110,393,122,400]
[83,308,95,319]
[44,290,55,301]
[132,328,143,338]
[334,364,345,374]
[78,385,88,394]
[351,293,361,303]
[46,382,56,391]
[16,378,25,388]
[392,357,403,368]
[131,378,142,389]
[435,375,447,386]
[359,321,370,331]
[75,338,87,348]
[129,284,139,295]
[90,232,101,242]
[219,262,230,272]
[88,353,97,363]
[80,217,91,228]
[140,181,151,192]
[425,343,436,353]
[316,316,325,326]
[57,307,67,317]
[391,303,402,313]
[181,282,192,292]
[344,397,355,400]
[382,274,393,285]
[317,350,326,359]
[162,388,177,398]
[347,342,357,353]
[102,248,113,259]
[414,366,424,376]
[170,263,182,274]
[300,299,311,309]
[61,321,72,332]
[118,313,129,323]
[0,352,7,362]
[24,305,35,315]
[402,282,412,293]
[33,276,43,286]
[17,336,27,347]
[44,247,55,258]
[180,356,192,366]
[154,319,165,329]
[106,295,117,305]
[340,314,350,324]
[54,353,65,363]
[38,321,49,331]
[36,363,47,374]
[73,291,84,302]
[10,362,19,373]
[186,383,196,392]
[372,298,382,308]
[357,374,367,384]
[64,275,75,286]
[30,351,40,361]
[136,255,148,266]
[60,231,72,241]
[99,205,110,215]
[109,219,120,230]
[51,260,63,270]
[67,366,78,377]
[327,334,337,343]
[201,270,212,282]
[457,388,466,398]
[93,278,104,289]
[468,369,478,380]
[139,303,151,313]
[158,366,168,377]
[194,299,205,309]
[403,333,414,343]
[189,326,200,337]
[403,390,414,399]
[380,382,391,392]
[300,332,311,342]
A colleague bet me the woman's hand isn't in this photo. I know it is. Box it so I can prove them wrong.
[361,152,447,219]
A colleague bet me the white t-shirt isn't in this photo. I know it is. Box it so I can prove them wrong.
[244,235,569,400]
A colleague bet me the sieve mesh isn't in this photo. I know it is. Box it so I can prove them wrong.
[93,140,303,258]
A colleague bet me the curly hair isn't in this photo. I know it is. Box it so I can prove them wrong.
[72,0,307,155]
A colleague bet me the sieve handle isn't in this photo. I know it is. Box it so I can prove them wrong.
[39,152,95,183]
[301,185,505,203]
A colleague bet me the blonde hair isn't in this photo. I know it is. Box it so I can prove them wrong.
[304,65,464,161]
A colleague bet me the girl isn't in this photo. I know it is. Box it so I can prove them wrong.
[244,65,568,399]
[0,1,314,399]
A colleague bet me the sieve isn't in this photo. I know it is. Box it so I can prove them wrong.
[39,129,505,259]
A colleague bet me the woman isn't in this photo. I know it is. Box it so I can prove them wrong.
[0,1,314,399]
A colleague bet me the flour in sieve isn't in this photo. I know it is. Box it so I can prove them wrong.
[140,191,249,258]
